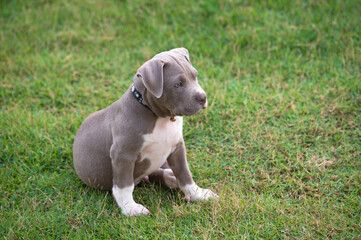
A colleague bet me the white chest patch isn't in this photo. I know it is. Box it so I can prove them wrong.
[137,117,183,179]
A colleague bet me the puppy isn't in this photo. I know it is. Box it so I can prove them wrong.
[73,48,218,216]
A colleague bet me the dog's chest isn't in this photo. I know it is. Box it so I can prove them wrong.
[139,117,183,176]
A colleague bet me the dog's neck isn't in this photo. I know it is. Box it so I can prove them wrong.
[131,85,153,113]
[133,78,173,119]
[133,77,146,95]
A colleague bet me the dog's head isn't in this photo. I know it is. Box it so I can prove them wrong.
[134,48,207,117]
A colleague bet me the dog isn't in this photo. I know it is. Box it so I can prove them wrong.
[73,48,218,216]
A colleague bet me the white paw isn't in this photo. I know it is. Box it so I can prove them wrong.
[182,184,219,202]
[112,185,150,216]
[121,202,150,216]
[163,169,178,188]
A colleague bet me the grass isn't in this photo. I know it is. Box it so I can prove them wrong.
[1,0,360,238]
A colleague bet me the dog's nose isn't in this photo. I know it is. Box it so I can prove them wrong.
[195,92,207,107]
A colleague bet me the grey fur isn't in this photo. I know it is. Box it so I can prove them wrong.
[73,48,211,205]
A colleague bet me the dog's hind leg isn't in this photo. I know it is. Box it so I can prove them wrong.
[146,168,178,189]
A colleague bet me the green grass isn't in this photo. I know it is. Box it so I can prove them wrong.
[1,0,360,238]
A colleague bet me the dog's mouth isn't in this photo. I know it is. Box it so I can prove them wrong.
[171,101,206,117]
[184,105,202,116]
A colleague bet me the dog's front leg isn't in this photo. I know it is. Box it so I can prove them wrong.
[110,144,150,216]
[167,140,219,202]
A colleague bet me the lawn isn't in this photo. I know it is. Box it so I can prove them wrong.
[1,0,360,238]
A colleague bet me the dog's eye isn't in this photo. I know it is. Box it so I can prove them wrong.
[174,82,183,88]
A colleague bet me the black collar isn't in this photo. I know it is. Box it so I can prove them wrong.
[131,85,154,113]
[131,85,176,121]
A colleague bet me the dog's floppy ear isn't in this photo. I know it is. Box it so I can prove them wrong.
[136,58,165,98]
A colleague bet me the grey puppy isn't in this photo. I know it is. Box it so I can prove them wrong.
[73,48,218,216]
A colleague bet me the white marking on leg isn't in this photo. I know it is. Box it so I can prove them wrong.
[180,183,219,202]
[112,184,150,216]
